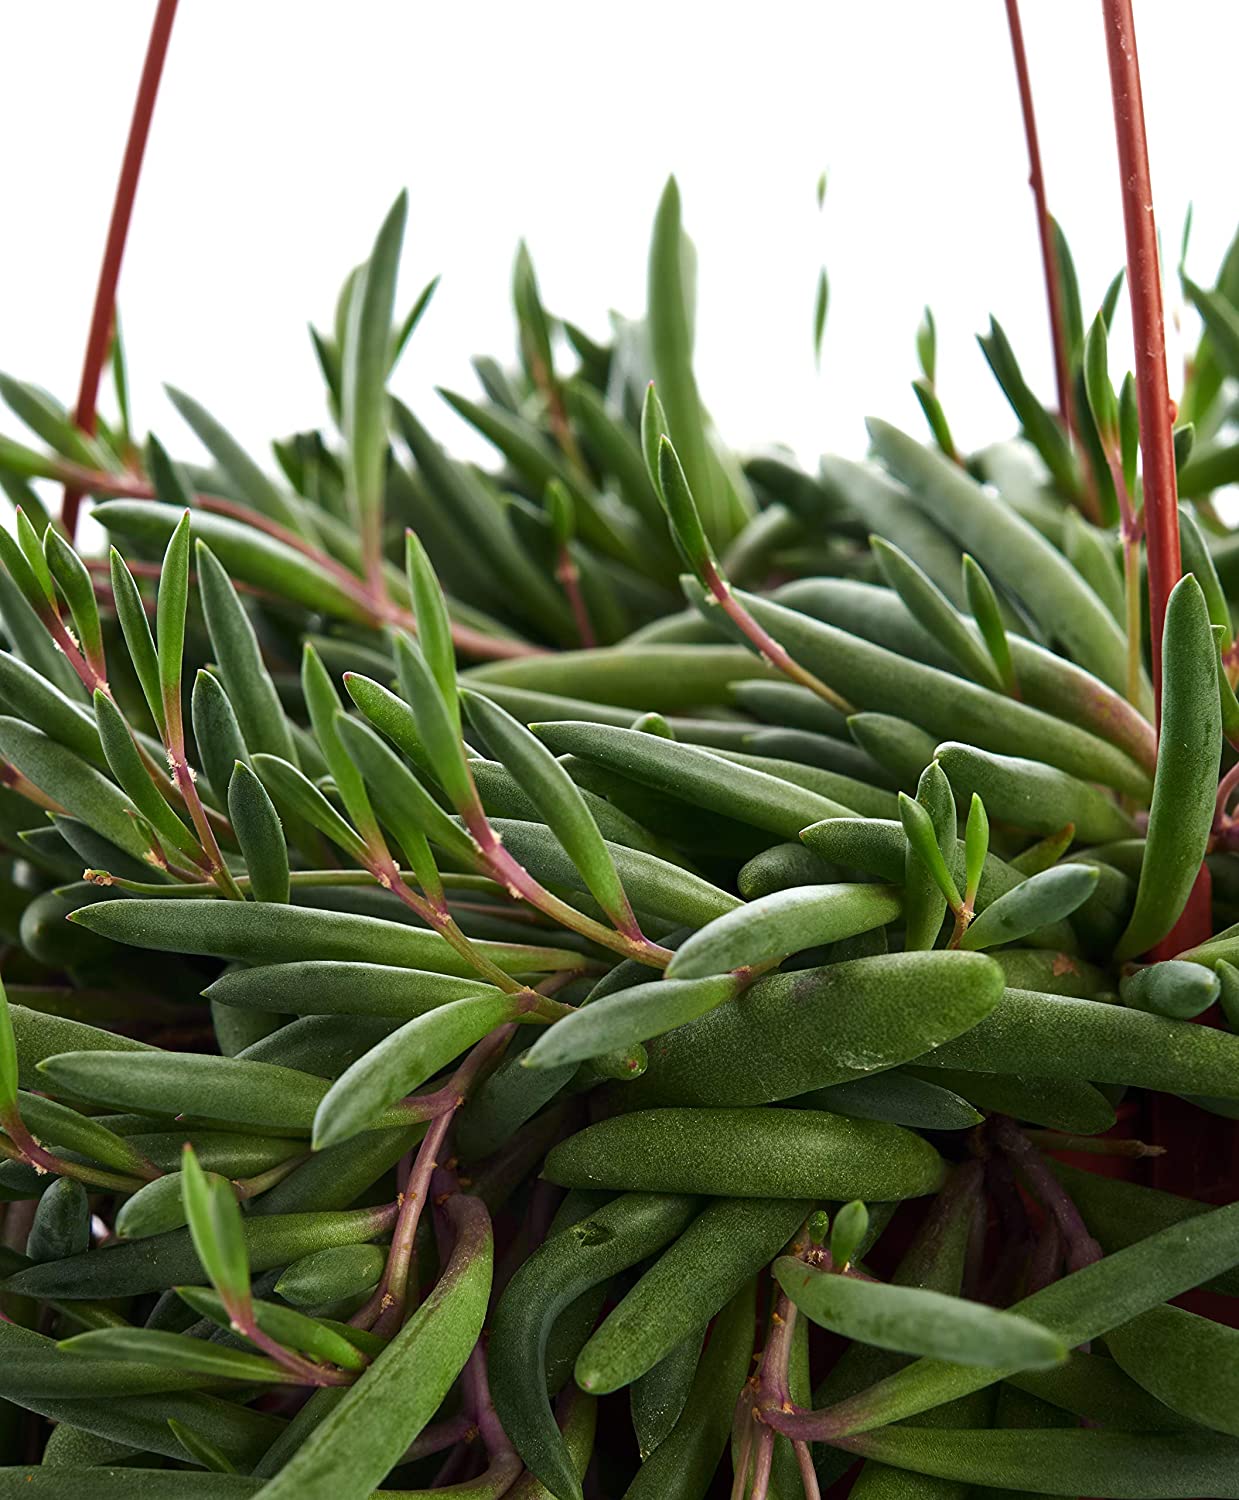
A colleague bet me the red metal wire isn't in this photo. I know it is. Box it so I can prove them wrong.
[62,0,179,540]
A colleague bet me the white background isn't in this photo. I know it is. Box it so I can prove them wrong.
[1,1,1236,485]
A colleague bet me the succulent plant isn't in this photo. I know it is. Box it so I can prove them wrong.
[2,2,1239,1497]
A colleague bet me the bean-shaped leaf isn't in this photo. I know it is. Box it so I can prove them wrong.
[301,643,381,847]
[0,716,149,859]
[576,1197,805,1395]
[180,1145,249,1306]
[901,774,961,944]
[1107,1302,1239,1437]
[801,1072,982,1132]
[93,690,201,860]
[463,687,635,929]
[116,1173,194,1239]
[873,538,1001,690]
[647,179,751,544]
[251,1194,490,1500]
[834,1426,1239,1497]
[621,1280,755,1499]
[630,1331,703,1461]
[960,864,1099,950]
[867,418,1131,697]
[464,642,765,710]
[0,1325,283,1464]
[0,1323,265,1405]
[28,1176,90,1261]
[655,434,715,576]
[176,1285,366,1373]
[532,720,852,836]
[830,1201,870,1272]
[228,762,289,903]
[43,526,103,675]
[405,529,458,724]
[937,740,1133,844]
[0,975,18,1115]
[1180,505,1230,634]
[0,649,102,765]
[491,1191,698,1500]
[812,1197,1239,1438]
[487,816,737,929]
[1120,958,1220,1019]
[393,634,478,816]
[206,960,499,1020]
[918,986,1239,1099]
[668,882,901,980]
[109,546,165,735]
[4,1201,399,1300]
[312,991,517,1149]
[11,514,52,615]
[962,552,1017,692]
[963,792,988,902]
[740,583,1152,793]
[776,1259,1064,1368]
[95,502,369,624]
[0,374,107,468]
[275,1244,386,1307]
[543,1107,944,1201]
[334,710,479,870]
[250,753,367,863]
[523,974,738,1072]
[69,896,580,976]
[1118,575,1221,957]
[342,192,407,537]
[36,1048,414,1136]
[60,1328,291,1386]
[195,542,299,762]
[156,510,192,726]
[626,950,1004,1107]
[17,1088,156,1178]
[192,669,250,804]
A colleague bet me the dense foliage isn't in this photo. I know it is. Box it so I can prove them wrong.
[0,176,1238,1497]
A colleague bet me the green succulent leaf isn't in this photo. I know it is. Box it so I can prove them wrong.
[179,1145,250,1308]
[227,761,289,904]
[312,991,517,1149]
[342,191,407,536]
[778,1257,1064,1368]
[829,1200,869,1271]
[960,864,1099,951]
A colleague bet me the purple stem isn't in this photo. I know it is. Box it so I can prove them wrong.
[994,1116,1102,1272]
[400,1412,476,1463]
[356,1026,514,1336]
[795,1440,823,1500]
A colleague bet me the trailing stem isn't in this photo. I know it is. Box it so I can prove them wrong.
[702,560,852,714]
[1101,0,1180,714]
[51,458,542,661]
[62,0,180,540]
[1004,0,1074,440]
[354,1025,512,1338]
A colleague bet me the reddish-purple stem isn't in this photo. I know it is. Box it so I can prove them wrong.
[994,1116,1102,1272]
[555,545,596,649]
[1102,0,1181,717]
[63,0,179,539]
[1004,0,1074,438]
[356,1025,514,1336]
[703,561,851,714]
